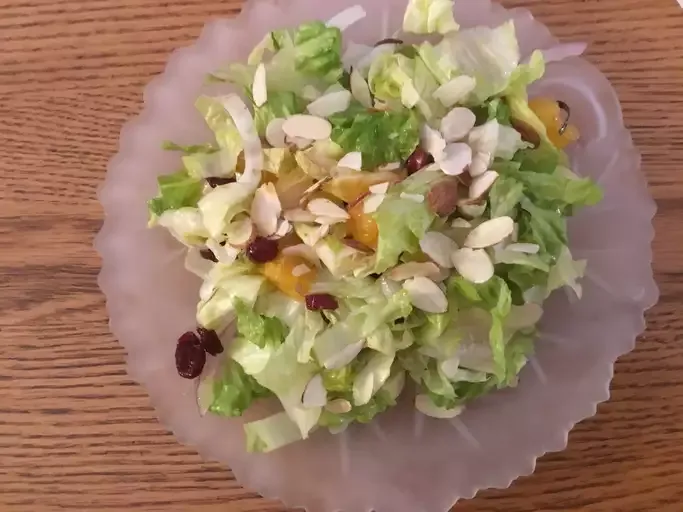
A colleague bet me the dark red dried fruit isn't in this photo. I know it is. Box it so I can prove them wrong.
[175,331,206,379]
[197,327,224,356]
[246,236,279,264]
[200,249,218,262]
[405,148,434,175]
[206,177,236,188]
[305,293,339,311]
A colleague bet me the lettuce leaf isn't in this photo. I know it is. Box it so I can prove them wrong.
[292,22,343,82]
[329,104,420,169]
[518,197,568,258]
[234,299,288,348]
[195,96,243,156]
[209,358,272,417]
[148,170,203,218]
[245,412,307,453]
[403,0,459,35]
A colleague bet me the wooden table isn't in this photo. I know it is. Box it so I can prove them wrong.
[1,0,681,510]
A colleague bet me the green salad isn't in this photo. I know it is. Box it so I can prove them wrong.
[148,0,601,453]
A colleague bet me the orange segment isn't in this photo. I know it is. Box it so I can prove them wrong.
[323,170,406,203]
[528,97,581,149]
[263,254,318,301]
[347,200,378,250]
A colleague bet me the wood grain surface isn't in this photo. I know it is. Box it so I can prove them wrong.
[0,0,681,510]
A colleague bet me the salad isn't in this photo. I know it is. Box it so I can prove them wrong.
[148,0,601,453]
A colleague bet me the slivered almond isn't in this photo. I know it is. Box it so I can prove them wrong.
[420,124,446,160]
[427,176,460,217]
[337,151,363,171]
[469,170,499,199]
[284,208,317,223]
[363,193,385,214]
[282,115,332,141]
[287,136,313,150]
[265,118,287,148]
[403,277,448,313]
[251,183,282,236]
[326,398,352,414]
[506,242,540,254]
[464,217,514,249]
[369,182,390,194]
[225,216,254,248]
[292,263,312,277]
[452,248,494,284]
[302,374,327,407]
[307,198,350,220]
[451,218,472,228]
[468,151,491,177]
[252,63,267,107]
[440,107,476,142]
[388,261,441,281]
[400,192,424,203]
[419,232,457,268]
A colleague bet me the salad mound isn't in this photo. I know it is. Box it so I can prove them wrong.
[148,0,601,453]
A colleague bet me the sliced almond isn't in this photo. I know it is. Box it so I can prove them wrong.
[468,120,500,155]
[282,243,322,266]
[315,216,348,225]
[400,192,424,203]
[284,208,317,223]
[282,115,332,141]
[325,398,352,414]
[440,107,476,142]
[420,124,446,159]
[433,75,476,107]
[298,176,332,206]
[294,223,330,246]
[427,176,460,217]
[350,68,373,108]
[302,374,327,408]
[388,261,441,281]
[292,263,312,277]
[438,143,472,176]
[265,118,287,148]
[369,182,390,195]
[252,63,267,107]
[469,170,499,199]
[307,198,349,220]
[270,219,291,239]
[363,193,385,214]
[307,90,352,118]
[337,151,363,171]
[403,276,448,314]
[225,216,254,248]
[468,151,491,177]
[464,216,514,249]
[251,183,282,236]
[452,248,494,284]
[287,135,313,150]
[458,200,487,219]
[506,242,540,254]
[419,232,457,268]
[451,218,472,228]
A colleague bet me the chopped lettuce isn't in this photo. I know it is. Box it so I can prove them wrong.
[148,170,203,218]
[234,299,288,348]
[329,105,420,169]
[195,96,243,156]
[208,358,272,417]
[245,412,306,452]
[403,0,459,35]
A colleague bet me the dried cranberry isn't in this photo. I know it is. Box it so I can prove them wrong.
[246,236,279,263]
[405,148,434,175]
[197,327,224,356]
[175,331,206,379]
[206,177,235,188]
[305,293,339,311]
[199,249,218,262]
